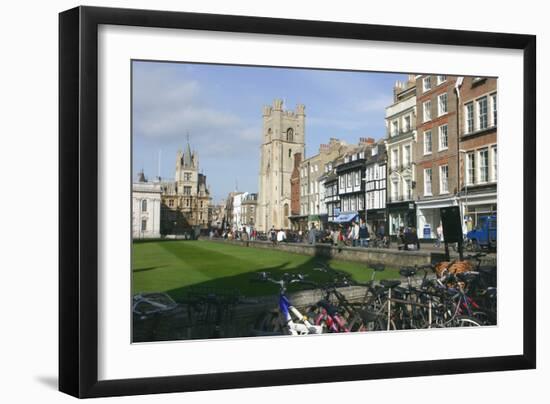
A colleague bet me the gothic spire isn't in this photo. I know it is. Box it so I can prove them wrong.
[183,132,193,167]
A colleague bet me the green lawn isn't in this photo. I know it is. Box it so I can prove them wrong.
[132,240,401,300]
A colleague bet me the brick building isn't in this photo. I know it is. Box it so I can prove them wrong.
[457,77,497,231]
[414,75,459,240]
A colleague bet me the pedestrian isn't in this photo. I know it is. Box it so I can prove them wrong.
[398,226,405,250]
[277,228,286,244]
[241,226,250,247]
[411,227,420,250]
[436,222,443,248]
[359,219,369,247]
[270,226,277,246]
[353,220,360,247]
[308,223,317,245]
[331,226,339,246]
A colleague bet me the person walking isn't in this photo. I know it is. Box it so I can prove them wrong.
[435,222,443,248]
[277,228,286,244]
[308,223,317,245]
[352,220,360,247]
[270,226,277,246]
[331,226,339,247]
[241,226,250,247]
[359,219,369,247]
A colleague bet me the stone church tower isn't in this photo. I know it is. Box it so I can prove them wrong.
[256,99,305,231]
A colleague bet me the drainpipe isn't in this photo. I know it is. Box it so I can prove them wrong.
[455,76,464,260]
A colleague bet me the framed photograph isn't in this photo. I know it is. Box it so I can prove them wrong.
[59,6,536,398]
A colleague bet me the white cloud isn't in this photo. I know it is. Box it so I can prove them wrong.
[133,63,262,159]
[354,94,394,113]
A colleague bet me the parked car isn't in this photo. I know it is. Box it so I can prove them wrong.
[466,215,497,251]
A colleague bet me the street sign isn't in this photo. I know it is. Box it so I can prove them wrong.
[440,206,462,243]
[423,224,431,239]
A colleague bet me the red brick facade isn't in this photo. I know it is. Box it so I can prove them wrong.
[414,75,459,199]
[290,152,302,215]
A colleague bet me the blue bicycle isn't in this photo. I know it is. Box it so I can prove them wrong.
[252,272,324,336]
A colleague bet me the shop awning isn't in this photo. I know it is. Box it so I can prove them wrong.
[333,212,358,223]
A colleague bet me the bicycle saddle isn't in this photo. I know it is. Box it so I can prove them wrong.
[399,266,417,277]
[380,279,401,289]
[371,263,385,272]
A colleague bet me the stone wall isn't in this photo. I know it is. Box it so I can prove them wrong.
[210,239,433,267]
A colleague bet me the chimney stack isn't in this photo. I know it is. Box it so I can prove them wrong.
[359,137,375,145]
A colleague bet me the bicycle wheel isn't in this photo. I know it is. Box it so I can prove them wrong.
[255,310,286,334]
[450,315,482,327]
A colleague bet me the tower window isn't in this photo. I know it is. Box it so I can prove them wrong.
[288,148,291,158]
[286,128,294,142]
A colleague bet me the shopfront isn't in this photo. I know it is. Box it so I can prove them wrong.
[416,197,458,240]
[366,208,387,237]
[460,188,497,232]
[387,202,416,237]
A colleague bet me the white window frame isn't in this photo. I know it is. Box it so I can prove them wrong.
[465,102,474,134]
[392,178,399,201]
[439,165,449,194]
[438,124,448,151]
[491,145,498,182]
[437,75,447,85]
[478,148,489,183]
[477,96,488,130]
[355,171,360,186]
[438,93,448,116]
[391,120,399,136]
[491,93,497,127]
[424,168,432,196]
[403,144,411,166]
[423,131,432,155]
[423,100,431,122]
[403,114,411,132]
[391,148,399,169]
[403,178,411,200]
[466,152,475,185]
[422,76,431,92]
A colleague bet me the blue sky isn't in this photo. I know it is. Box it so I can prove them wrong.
[132,61,407,202]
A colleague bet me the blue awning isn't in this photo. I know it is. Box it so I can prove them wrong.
[333,212,358,223]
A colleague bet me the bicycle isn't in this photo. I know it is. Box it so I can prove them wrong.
[132,292,178,319]
[307,263,384,332]
[252,272,324,336]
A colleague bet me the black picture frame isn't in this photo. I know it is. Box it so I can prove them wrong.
[59,5,536,398]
